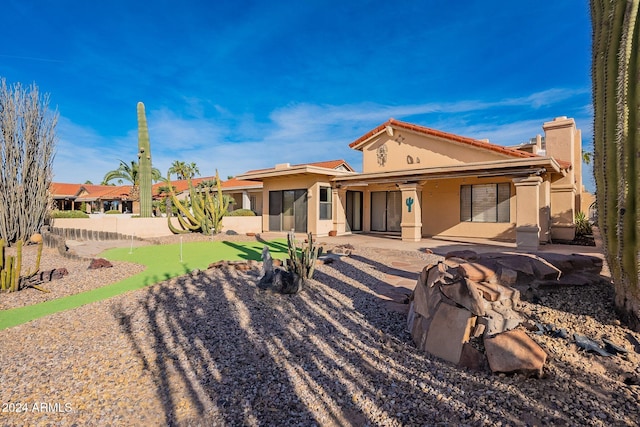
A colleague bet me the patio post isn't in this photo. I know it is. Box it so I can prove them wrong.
[513,176,542,251]
[398,183,422,242]
[332,187,347,235]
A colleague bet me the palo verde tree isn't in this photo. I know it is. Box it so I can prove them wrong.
[0,78,57,245]
[591,0,640,330]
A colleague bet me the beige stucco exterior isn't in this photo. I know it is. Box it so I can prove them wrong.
[237,117,584,250]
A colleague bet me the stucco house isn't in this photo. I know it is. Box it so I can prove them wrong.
[50,178,263,215]
[237,116,584,250]
[50,183,132,213]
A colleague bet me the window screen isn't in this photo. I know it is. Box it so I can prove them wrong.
[460,183,510,223]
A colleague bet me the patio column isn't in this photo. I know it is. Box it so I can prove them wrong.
[332,187,347,235]
[513,176,542,251]
[398,183,422,242]
[242,191,251,210]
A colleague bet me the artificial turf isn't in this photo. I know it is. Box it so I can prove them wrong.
[0,239,288,331]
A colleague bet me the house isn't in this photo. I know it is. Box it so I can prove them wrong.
[151,176,263,214]
[237,160,357,236]
[50,178,264,215]
[237,116,584,250]
[49,183,132,213]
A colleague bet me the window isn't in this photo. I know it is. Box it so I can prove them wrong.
[319,187,332,220]
[250,195,257,212]
[460,183,510,223]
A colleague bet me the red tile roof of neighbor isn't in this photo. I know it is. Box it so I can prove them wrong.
[349,118,570,165]
[49,183,131,199]
[244,159,353,174]
[151,176,262,197]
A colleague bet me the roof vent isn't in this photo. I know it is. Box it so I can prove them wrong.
[275,163,290,169]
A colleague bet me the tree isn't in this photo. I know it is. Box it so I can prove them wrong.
[168,160,200,180]
[0,78,57,245]
[591,0,640,331]
[582,149,592,165]
[102,159,161,201]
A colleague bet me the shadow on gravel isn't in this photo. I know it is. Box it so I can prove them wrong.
[111,253,639,426]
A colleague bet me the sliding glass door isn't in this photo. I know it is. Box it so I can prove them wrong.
[371,190,402,232]
[269,189,307,232]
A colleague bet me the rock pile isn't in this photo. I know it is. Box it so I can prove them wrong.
[407,249,605,376]
[407,258,546,376]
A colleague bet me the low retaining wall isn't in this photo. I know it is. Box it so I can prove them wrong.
[49,215,263,240]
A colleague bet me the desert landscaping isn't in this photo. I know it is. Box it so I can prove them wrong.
[0,233,639,426]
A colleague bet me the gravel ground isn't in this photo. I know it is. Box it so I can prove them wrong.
[0,238,639,426]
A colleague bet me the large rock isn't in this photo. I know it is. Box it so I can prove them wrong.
[484,329,547,377]
[458,262,497,282]
[424,303,476,364]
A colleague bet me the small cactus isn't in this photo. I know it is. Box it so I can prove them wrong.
[286,231,323,284]
[0,239,43,293]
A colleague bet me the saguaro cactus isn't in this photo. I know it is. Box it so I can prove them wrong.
[137,102,153,218]
[591,0,640,330]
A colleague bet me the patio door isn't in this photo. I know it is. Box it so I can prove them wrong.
[346,190,363,232]
[371,190,402,232]
[269,189,307,232]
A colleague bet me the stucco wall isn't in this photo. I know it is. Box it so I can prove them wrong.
[52,215,262,238]
[420,178,516,240]
[260,175,333,235]
[361,132,510,174]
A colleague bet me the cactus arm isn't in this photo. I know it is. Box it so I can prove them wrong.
[13,241,22,292]
[167,214,191,234]
[25,240,43,277]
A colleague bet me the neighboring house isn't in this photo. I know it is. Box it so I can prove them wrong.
[49,178,264,215]
[49,183,132,213]
[152,176,263,214]
[237,117,585,250]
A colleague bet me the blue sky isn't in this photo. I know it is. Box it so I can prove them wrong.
[1,1,594,190]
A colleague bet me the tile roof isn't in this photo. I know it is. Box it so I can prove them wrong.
[349,118,542,160]
[49,183,83,197]
[244,159,353,174]
[151,176,263,197]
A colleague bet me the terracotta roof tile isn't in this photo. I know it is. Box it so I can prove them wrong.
[49,183,83,197]
[349,118,541,161]
[244,159,353,174]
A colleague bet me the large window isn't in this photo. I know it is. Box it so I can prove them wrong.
[319,187,332,220]
[460,183,510,223]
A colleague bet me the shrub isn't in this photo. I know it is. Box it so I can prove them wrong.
[50,210,89,219]
[575,211,592,236]
[105,210,121,215]
[225,209,256,216]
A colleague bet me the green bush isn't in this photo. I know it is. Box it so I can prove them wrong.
[105,210,121,215]
[225,209,256,216]
[575,211,592,236]
[50,210,89,219]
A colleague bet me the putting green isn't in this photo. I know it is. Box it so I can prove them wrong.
[0,239,288,331]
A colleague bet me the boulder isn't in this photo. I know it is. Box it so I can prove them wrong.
[458,262,497,282]
[484,329,547,377]
[88,258,113,269]
[424,303,476,365]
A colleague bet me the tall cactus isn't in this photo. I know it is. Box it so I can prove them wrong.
[137,102,153,218]
[591,0,640,330]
